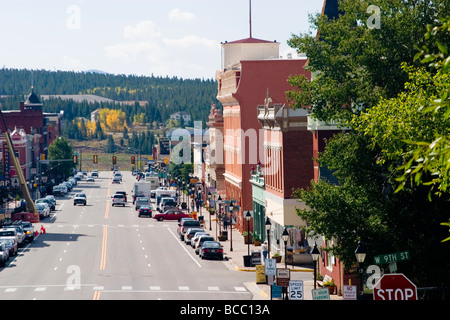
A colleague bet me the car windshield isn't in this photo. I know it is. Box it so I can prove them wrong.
[76,194,86,198]
[36,204,46,209]
[203,241,221,248]
[137,198,148,202]
[114,195,124,198]
[0,239,13,245]
[0,231,15,237]
[140,206,150,209]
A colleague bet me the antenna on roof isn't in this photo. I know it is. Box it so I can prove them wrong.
[249,0,252,38]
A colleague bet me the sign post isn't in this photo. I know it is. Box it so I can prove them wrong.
[373,274,417,300]
[289,280,304,300]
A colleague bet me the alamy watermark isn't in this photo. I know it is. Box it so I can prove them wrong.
[66,5,81,30]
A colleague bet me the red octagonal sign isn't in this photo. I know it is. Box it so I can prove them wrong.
[373,274,417,300]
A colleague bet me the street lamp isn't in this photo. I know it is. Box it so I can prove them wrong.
[281,228,289,269]
[355,240,367,298]
[207,191,212,231]
[245,211,252,256]
[265,217,271,259]
[229,201,234,252]
[311,243,320,289]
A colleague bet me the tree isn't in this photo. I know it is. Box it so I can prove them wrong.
[105,135,116,153]
[286,0,450,123]
[47,137,75,179]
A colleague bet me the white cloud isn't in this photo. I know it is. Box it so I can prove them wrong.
[163,35,218,49]
[168,8,196,22]
[105,20,164,64]
[123,20,161,41]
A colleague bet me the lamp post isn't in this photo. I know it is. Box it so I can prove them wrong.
[245,211,252,256]
[311,243,320,289]
[265,217,271,259]
[355,240,367,299]
[207,191,212,231]
[229,201,234,252]
[281,228,289,269]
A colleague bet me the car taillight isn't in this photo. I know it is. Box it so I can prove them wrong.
[203,249,209,252]
[218,249,223,253]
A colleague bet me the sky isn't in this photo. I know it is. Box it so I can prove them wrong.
[0,0,324,80]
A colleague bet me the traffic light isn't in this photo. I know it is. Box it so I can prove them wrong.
[93,155,98,164]
[112,156,117,165]
[73,155,78,164]
[131,156,135,164]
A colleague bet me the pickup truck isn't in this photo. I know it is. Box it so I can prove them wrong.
[111,194,126,207]
[73,193,87,206]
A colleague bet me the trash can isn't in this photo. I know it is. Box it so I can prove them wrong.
[243,255,252,267]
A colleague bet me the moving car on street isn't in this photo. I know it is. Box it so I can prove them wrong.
[112,193,126,206]
[138,205,152,217]
[135,197,150,210]
[73,193,87,206]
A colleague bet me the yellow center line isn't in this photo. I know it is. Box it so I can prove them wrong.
[93,290,101,300]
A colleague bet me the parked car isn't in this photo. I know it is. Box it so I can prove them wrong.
[111,193,126,207]
[190,231,209,248]
[138,205,152,218]
[0,242,9,267]
[15,221,34,243]
[178,219,201,241]
[0,228,18,256]
[45,195,56,207]
[195,235,216,254]
[36,203,50,218]
[116,191,128,202]
[135,197,149,210]
[8,224,25,247]
[73,193,87,206]
[184,227,205,245]
[153,209,190,222]
[0,238,17,257]
[52,185,67,196]
[199,241,224,260]
[36,198,55,211]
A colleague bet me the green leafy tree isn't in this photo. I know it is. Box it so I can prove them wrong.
[286,0,450,123]
[47,137,75,179]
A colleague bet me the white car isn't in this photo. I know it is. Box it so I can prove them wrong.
[36,203,50,218]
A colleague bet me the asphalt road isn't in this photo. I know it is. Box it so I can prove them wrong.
[0,171,254,300]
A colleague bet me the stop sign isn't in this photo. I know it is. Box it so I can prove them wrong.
[373,274,417,300]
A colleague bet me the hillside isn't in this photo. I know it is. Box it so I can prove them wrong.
[0,68,221,126]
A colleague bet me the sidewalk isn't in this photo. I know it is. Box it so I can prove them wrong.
[199,209,344,300]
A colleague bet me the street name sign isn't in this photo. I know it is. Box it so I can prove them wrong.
[373,274,417,300]
[373,251,410,265]
[289,280,304,300]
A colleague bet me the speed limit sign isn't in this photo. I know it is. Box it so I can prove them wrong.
[289,280,304,300]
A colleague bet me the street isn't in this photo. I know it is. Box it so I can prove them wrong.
[0,171,256,300]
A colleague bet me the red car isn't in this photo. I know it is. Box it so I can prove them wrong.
[153,209,191,222]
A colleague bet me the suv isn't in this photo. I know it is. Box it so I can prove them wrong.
[0,228,18,255]
[73,193,87,206]
[111,194,125,207]
[158,197,176,212]
[91,170,99,177]
[178,219,201,241]
[116,191,128,202]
